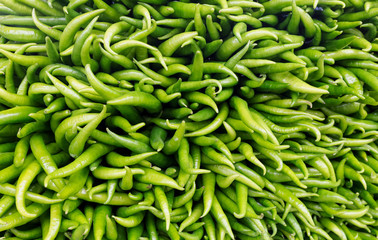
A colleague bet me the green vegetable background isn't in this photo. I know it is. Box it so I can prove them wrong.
[0,0,377,239]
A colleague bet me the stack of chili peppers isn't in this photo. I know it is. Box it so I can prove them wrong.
[0,0,377,239]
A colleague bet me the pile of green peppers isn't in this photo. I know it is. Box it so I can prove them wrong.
[0,0,377,239]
